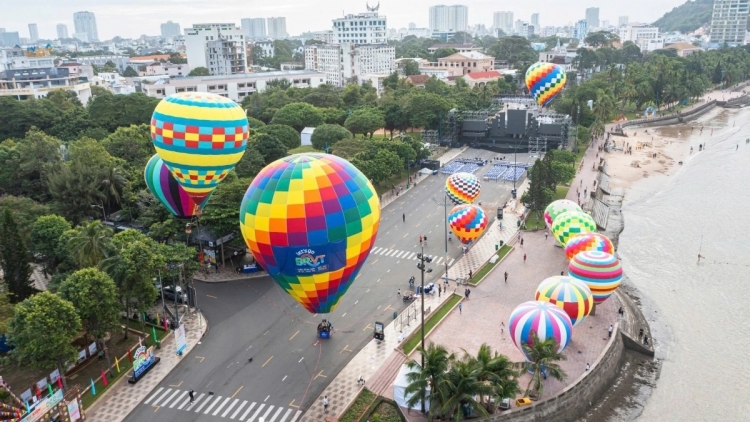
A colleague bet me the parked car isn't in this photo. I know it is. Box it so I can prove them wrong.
[158,285,187,304]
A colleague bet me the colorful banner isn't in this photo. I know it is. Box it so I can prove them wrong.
[88,342,97,356]
[19,389,62,422]
[132,346,156,379]
[175,324,187,355]
[66,399,81,422]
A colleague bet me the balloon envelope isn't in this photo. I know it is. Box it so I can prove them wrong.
[509,301,572,361]
[544,199,581,229]
[551,211,597,246]
[144,154,210,218]
[150,92,249,204]
[568,251,622,304]
[564,233,615,260]
[239,154,380,314]
[445,172,481,205]
[535,276,593,326]
[448,204,488,244]
[525,62,567,107]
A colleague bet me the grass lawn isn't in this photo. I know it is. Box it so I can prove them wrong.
[288,145,319,154]
[523,186,569,230]
[339,389,377,422]
[554,186,569,200]
[367,401,404,422]
[402,294,462,355]
[469,245,512,286]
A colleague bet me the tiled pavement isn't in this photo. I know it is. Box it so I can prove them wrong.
[85,310,207,422]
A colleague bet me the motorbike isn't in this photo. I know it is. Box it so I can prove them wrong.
[402,293,416,302]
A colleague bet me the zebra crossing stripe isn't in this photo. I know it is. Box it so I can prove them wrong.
[179,392,200,410]
[151,388,173,406]
[279,408,294,422]
[212,397,231,415]
[406,252,416,259]
[230,400,248,419]
[246,403,265,421]
[144,387,163,404]
[203,395,223,414]
[239,402,257,420]
[194,394,213,413]
[169,391,188,408]
[269,407,284,421]
[371,247,382,254]
[260,406,275,421]
[290,410,302,422]
[395,250,405,258]
[222,399,239,417]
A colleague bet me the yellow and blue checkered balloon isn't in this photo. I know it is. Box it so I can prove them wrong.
[151,92,249,204]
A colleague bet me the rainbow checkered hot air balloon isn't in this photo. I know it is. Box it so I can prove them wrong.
[144,154,210,219]
[544,199,581,229]
[509,301,573,361]
[551,211,597,247]
[564,233,615,260]
[448,204,488,244]
[239,154,380,314]
[150,92,249,204]
[535,276,594,326]
[525,62,567,107]
[568,251,623,304]
[445,172,481,205]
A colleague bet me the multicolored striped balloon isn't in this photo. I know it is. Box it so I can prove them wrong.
[568,251,623,304]
[445,172,481,205]
[144,154,210,218]
[509,301,573,361]
[448,204,488,244]
[239,154,380,314]
[535,276,593,326]
[525,62,567,107]
[544,199,581,229]
[564,233,615,260]
[151,92,249,204]
[551,211,597,247]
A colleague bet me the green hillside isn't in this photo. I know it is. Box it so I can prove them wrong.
[653,0,713,33]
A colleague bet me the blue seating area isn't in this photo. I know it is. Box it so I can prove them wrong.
[502,167,526,181]
[459,163,480,174]
[441,161,466,174]
[485,165,508,180]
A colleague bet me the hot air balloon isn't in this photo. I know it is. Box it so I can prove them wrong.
[568,251,622,304]
[448,204,488,244]
[535,276,593,326]
[144,154,210,219]
[551,211,597,247]
[564,233,615,260]
[543,199,581,229]
[525,62,567,107]
[509,301,572,361]
[239,154,380,314]
[150,92,249,204]
[445,172,481,205]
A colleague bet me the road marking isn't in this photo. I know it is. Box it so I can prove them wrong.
[371,247,382,254]
[298,357,304,363]
[169,391,188,408]
[151,404,160,413]
[144,387,164,404]
[194,394,213,413]
[366,289,370,293]
[397,260,400,264]
[168,380,183,388]
[270,407,284,422]
[222,398,240,417]
[206,294,218,298]
[239,402,257,421]
[264,330,269,336]
[387,269,391,273]
[260,406,275,421]
[203,395,223,414]
[183,393,204,410]
[151,388,173,406]
[340,344,352,353]
[390,244,396,248]
[416,223,421,227]
[279,408,294,422]
[244,403,263,421]
[342,312,346,317]
[212,397,231,415]
[354,300,358,305]
[265,395,270,402]
[195,356,205,362]
[376,278,381,283]
[230,400,247,419]
[289,399,299,408]
[246,345,253,351]
[384,304,394,312]
[282,375,287,381]
[289,330,299,341]
[262,356,274,367]
[290,410,302,421]
[313,313,318,317]
[377,305,381,309]
[370,258,379,265]
[402,233,409,238]
[363,323,373,331]
[232,385,244,398]
[314,370,327,379]
[406,252,416,259]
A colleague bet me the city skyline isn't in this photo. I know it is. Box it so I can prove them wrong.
[1,0,689,40]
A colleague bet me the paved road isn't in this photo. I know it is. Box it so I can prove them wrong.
[125,148,531,422]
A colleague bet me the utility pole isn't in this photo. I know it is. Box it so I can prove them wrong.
[416,248,433,414]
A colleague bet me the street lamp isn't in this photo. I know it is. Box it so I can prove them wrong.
[431,195,451,284]
[416,248,433,414]
[185,223,194,245]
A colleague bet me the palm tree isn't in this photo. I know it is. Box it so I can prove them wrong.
[67,221,113,268]
[405,343,454,420]
[99,166,127,209]
[464,343,520,412]
[522,331,567,400]
[441,358,489,421]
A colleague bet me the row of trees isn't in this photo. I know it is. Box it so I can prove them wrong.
[521,150,577,215]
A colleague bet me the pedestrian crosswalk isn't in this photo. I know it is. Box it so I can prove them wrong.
[369,247,455,266]
[144,387,301,422]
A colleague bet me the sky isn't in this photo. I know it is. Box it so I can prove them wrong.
[2,0,688,40]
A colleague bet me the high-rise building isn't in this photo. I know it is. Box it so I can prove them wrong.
[57,24,69,39]
[408,22,417,29]
[709,0,749,44]
[267,17,287,39]
[574,19,588,40]
[585,7,600,29]
[184,23,247,76]
[618,16,629,27]
[304,43,394,87]
[429,5,468,32]
[241,18,267,39]
[531,13,540,34]
[619,23,664,51]
[332,7,387,45]
[0,32,20,47]
[73,11,99,42]
[160,21,181,37]
[493,11,514,35]
[28,24,38,42]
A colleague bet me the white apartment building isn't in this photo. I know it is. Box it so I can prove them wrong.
[333,11,387,45]
[73,11,99,42]
[241,18,267,40]
[28,24,39,42]
[185,23,246,76]
[620,24,664,52]
[493,11,514,34]
[0,48,56,71]
[618,16,629,27]
[143,70,324,102]
[531,14,540,34]
[267,17,288,39]
[305,44,343,86]
[255,40,275,58]
[311,30,335,44]
[74,55,129,73]
[709,0,750,44]
[0,64,92,103]
[429,5,468,32]
[574,20,588,40]
[305,43,394,88]
[141,62,190,77]
[56,24,69,40]
[161,21,181,38]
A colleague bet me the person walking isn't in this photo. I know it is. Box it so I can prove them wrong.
[458,303,462,314]
[523,253,527,263]
[189,389,195,403]
[438,285,441,297]
[397,289,401,297]
[586,363,590,371]
[504,271,508,283]
[520,237,524,247]
[545,231,548,240]
[419,235,423,245]
[500,322,505,335]
[423,235,427,246]
[402,213,405,222]
[468,270,472,280]
[608,325,613,338]
[323,396,329,414]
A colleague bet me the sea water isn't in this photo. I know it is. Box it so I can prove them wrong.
[618,108,750,421]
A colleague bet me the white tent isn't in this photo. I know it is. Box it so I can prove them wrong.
[393,364,430,410]
[301,127,315,146]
